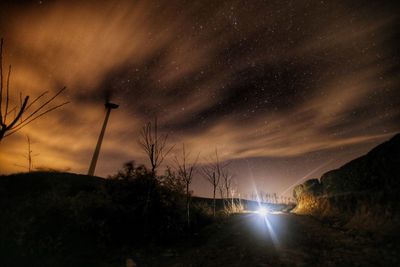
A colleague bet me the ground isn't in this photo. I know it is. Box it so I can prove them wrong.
[131,212,400,267]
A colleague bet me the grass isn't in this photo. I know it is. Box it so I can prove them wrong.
[0,171,209,266]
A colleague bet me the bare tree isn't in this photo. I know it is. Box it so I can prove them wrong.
[0,38,69,142]
[138,117,174,223]
[222,168,234,201]
[173,143,199,226]
[230,187,236,210]
[221,167,234,211]
[138,117,174,177]
[25,135,36,172]
[218,183,225,210]
[201,148,227,217]
[203,170,218,217]
[14,135,39,171]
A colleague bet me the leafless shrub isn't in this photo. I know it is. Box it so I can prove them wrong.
[138,117,174,176]
[173,143,199,226]
[200,148,229,217]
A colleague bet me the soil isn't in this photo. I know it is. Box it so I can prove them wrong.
[128,212,400,267]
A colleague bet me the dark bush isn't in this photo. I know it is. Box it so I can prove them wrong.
[0,165,212,266]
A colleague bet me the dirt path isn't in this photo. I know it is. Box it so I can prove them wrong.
[141,212,399,267]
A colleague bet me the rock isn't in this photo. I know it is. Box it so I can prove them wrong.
[293,178,321,201]
[320,133,400,195]
[293,133,400,230]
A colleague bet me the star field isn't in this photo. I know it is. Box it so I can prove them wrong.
[0,0,399,197]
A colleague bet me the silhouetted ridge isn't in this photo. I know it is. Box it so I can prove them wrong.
[293,133,400,231]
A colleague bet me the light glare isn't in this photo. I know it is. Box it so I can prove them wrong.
[256,207,268,216]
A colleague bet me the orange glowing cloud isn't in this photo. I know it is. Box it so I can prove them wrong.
[0,0,398,191]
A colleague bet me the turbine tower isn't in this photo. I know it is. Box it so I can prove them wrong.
[88,102,119,176]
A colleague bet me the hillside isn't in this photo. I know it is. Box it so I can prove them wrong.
[0,171,213,267]
[0,170,298,266]
[293,133,400,231]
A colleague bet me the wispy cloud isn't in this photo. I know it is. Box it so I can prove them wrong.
[0,0,398,186]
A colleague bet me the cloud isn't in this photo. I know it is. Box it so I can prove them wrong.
[0,0,399,194]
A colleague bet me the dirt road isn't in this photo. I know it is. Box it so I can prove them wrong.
[139,212,399,267]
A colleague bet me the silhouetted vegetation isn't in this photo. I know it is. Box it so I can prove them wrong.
[0,166,213,267]
[173,143,199,226]
[138,117,174,176]
[293,133,400,230]
[13,135,39,172]
[201,148,229,217]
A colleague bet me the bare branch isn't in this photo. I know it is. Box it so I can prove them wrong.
[3,65,10,124]
[0,38,3,122]
[199,148,232,216]
[4,101,69,137]
[24,90,49,113]
[174,143,199,184]
[17,87,66,125]
[138,117,174,176]
[2,96,29,135]
[5,105,16,117]
[0,38,68,142]
[19,92,22,123]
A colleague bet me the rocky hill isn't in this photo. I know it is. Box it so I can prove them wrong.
[293,133,400,231]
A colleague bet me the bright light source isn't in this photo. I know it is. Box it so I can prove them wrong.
[256,207,268,216]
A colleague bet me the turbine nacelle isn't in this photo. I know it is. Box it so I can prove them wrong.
[105,102,119,109]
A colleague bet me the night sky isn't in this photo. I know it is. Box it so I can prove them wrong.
[0,0,399,197]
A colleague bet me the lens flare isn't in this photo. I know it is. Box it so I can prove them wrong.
[256,207,268,216]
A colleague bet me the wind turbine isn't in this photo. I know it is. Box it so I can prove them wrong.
[88,102,119,176]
